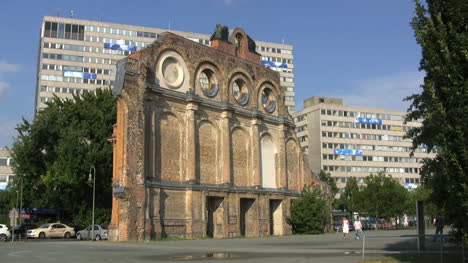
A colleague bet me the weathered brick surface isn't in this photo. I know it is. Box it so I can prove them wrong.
[109,27,329,241]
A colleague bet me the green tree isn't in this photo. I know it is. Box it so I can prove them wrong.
[287,186,328,234]
[9,88,116,226]
[405,185,438,217]
[335,177,359,214]
[318,170,339,198]
[406,0,468,231]
[358,172,409,219]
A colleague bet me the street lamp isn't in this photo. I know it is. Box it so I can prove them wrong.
[88,166,96,241]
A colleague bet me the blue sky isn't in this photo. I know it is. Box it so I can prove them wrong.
[0,0,423,148]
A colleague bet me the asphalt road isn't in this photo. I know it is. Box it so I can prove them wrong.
[0,229,460,263]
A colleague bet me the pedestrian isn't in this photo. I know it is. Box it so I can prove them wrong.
[354,217,362,240]
[342,217,350,240]
[433,215,444,242]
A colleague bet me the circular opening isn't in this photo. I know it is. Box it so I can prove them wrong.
[261,88,276,113]
[199,69,218,97]
[232,79,249,105]
[161,56,184,88]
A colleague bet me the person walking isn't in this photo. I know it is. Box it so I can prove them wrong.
[354,217,363,240]
[433,215,444,242]
[342,217,350,240]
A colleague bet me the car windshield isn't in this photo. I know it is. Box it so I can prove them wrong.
[39,224,51,228]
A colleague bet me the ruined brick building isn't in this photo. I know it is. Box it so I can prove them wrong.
[109,26,326,241]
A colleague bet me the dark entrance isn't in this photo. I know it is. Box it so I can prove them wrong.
[269,199,283,235]
[206,197,224,238]
[240,198,256,237]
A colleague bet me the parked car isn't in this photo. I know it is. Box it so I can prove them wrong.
[0,224,12,241]
[76,225,108,240]
[12,223,37,238]
[368,220,378,230]
[26,223,75,239]
[377,222,388,229]
[361,220,372,230]
[334,222,355,232]
[333,222,341,232]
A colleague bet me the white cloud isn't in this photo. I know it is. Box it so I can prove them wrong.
[0,60,20,101]
[0,61,20,73]
[342,71,424,112]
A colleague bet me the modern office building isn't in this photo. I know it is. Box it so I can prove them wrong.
[35,16,295,113]
[293,96,436,191]
[0,148,14,190]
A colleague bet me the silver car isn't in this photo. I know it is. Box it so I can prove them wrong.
[76,225,108,240]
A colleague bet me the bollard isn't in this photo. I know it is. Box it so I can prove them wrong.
[440,233,443,263]
[362,234,365,263]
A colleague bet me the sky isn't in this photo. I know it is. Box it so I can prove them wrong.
[0,0,424,148]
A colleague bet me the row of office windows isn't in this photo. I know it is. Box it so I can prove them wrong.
[296,125,307,132]
[282,86,294,92]
[184,37,211,46]
[42,64,116,76]
[320,109,405,122]
[285,96,294,101]
[281,77,294,83]
[323,165,421,174]
[322,154,423,163]
[322,142,429,153]
[40,85,90,95]
[321,120,412,132]
[270,67,293,74]
[40,75,114,86]
[299,135,308,142]
[256,45,293,55]
[287,106,295,112]
[85,25,159,39]
[84,35,151,48]
[322,131,411,142]
[43,42,134,56]
[261,56,293,65]
[44,21,85,41]
[337,177,420,184]
[0,158,12,166]
[42,53,116,65]
[85,24,285,55]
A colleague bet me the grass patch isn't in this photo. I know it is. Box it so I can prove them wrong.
[361,253,462,263]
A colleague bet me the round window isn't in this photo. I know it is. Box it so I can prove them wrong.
[232,79,249,105]
[261,88,276,113]
[199,69,219,97]
[161,56,184,88]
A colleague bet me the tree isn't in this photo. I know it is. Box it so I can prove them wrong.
[406,0,468,232]
[318,170,339,198]
[287,186,329,234]
[335,177,359,214]
[9,88,116,225]
[358,172,409,219]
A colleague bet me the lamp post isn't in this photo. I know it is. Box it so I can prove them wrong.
[88,166,96,241]
[19,176,23,225]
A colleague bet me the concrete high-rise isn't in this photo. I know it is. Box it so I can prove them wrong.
[293,96,436,191]
[35,16,295,113]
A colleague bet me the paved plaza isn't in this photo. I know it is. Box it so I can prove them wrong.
[0,229,460,263]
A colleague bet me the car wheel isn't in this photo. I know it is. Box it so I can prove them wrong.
[77,233,82,240]
[39,232,46,239]
[95,234,101,241]
[64,232,71,239]
[0,234,6,242]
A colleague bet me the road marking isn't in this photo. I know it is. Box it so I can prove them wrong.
[8,250,32,257]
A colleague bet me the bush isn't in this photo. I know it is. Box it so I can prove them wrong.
[287,186,328,234]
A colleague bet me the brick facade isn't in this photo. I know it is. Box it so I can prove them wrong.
[109,27,326,241]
